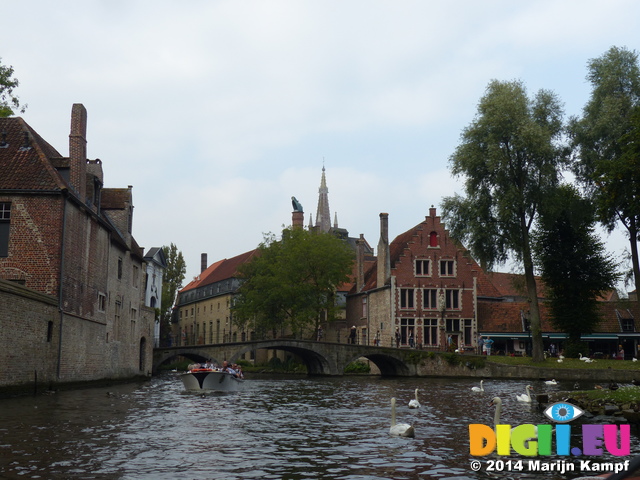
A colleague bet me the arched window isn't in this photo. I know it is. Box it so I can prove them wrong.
[429,231,438,247]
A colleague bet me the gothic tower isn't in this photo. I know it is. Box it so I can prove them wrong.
[314,166,332,233]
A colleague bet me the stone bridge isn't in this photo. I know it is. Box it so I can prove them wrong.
[153,339,422,376]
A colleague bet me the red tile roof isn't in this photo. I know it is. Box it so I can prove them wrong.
[180,249,258,293]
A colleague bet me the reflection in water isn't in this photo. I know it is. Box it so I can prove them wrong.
[0,374,637,479]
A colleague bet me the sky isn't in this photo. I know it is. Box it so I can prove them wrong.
[2,1,639,291]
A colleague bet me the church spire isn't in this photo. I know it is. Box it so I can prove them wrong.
[315,166,331,233]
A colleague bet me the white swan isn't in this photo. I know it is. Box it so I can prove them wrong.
[516,385,533,402]
[389,397,415,437]
[490,397,503,428]
[557,358,563,363]
[544,379,557,385]
[408,388,421,409]
[491,397,540,438]
[471,380,484,392]
[579,353,589,361]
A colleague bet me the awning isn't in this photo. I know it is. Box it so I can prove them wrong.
[480,332,636,341]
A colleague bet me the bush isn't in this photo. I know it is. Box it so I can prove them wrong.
[344,360,371,374]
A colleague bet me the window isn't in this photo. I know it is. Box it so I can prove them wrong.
[423,289,438,309]
[415,259,430,276]
[47,321,54,342]
[98,293,106,312]
[446,318,460,332]
[399,289,415,309]
[440,259,455,277]
[132,265,139,287]
[429,231,438,247]
[0,202,10,257]
[463,319,473,345]
[622,319,635,332]
[445,289,460,309]
[117,257,123,280]
[400,318,415,345]
[423,319,438,346]
[362,297,368,318]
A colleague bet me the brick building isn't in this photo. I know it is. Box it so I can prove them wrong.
[347,206,494,350]
[346,207,640,358]
[0,104,161,394]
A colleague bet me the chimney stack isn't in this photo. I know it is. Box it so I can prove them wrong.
[201,253,208,273]
[69,104,88,201]
[377,213,391,288]
[356,234,365,292]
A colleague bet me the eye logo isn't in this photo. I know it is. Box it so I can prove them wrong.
[543,402,584,423]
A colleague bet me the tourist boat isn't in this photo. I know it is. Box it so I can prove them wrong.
[180,367,245,392]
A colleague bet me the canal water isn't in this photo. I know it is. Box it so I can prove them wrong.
[0,373,637,480]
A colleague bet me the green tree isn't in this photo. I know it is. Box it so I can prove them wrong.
[233,227,354,338]
[570,46,640,295]
[533,185,620,353]
[441,79,569,362]
[0,58,26,117]
[160,243,186,345]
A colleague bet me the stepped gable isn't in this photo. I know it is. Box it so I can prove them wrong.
[0,116,67,191]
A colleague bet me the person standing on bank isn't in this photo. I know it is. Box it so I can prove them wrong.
[484,337,494,356]
[477,335,484,355]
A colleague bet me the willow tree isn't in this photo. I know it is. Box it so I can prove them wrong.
[441,79,569,362]
[233,227,354,339]
[570,46,640,295]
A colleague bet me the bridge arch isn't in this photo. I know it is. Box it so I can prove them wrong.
[153,340,416,376]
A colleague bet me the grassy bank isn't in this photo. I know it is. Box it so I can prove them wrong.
[485,355,640,371]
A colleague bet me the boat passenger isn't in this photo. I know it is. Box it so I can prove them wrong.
[221,361,237,376]
[233,364,244,379]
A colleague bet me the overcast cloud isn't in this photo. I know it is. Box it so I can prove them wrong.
[2,1,639,289]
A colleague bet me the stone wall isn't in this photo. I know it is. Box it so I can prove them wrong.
[0,279,59,394]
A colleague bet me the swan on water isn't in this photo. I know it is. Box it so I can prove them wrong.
[491,397,539,437]
[389,397,415,437]
[516,385,533,402]
[408,389,421,409]
[471,380,484,392]
[544,379,557,385]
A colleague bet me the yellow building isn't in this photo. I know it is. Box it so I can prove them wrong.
[173,251,256,348]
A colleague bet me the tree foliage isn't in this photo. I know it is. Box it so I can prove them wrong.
[0,58,26,117]
[160,243,186,344]
[570,46,640,295]
[533,185,620,349]
[233,227,354,339]
[441,79,569,362]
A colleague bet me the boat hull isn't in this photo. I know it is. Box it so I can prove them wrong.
[180,370,244,392]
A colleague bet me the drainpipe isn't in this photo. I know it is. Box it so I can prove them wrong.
[56,193,69,379]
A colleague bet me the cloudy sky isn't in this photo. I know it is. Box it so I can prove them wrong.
[2,1,639,289]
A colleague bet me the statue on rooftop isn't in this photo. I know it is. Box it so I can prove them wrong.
[291,196,303,212]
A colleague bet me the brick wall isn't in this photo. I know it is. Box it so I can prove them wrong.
[0,279,58,392]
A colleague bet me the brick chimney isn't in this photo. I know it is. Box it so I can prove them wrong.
[201,253,208,273]
[292,211,304,228]
[377,213,390,288]
[69,104,88,201]
[356,234,365,292]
